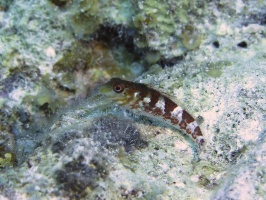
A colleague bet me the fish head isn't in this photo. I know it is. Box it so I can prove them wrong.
[99,78,133,105]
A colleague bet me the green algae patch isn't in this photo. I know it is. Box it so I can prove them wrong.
[205,61,232,78]
[181,25,202,50]
[0,153,13,167]
[206,68,223,78]
[132,0,206,57]
[69,0,101,38]
[52,40,144,97]
[34,88,65,114]
[69,0,134,38]
[144,51,161,64]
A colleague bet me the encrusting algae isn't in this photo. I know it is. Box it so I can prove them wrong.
[0,153,13,167]
[0,0,266,199]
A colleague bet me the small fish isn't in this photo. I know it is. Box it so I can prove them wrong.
[99,78,205,148]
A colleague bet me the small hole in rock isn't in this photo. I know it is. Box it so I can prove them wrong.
[212,41,220,48]
[237,41,247,48]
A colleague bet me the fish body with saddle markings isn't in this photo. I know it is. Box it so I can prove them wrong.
[99,78,205,148]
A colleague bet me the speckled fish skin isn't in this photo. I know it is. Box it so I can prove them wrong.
[99,77,205,147]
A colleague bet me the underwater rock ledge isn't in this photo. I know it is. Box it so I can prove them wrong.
[0,0,266,199]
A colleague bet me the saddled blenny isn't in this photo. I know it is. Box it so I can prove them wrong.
[99,78,205,149]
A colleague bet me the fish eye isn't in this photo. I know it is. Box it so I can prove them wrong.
[113,84,124,93]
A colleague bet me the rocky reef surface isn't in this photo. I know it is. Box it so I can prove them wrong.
[0,0,265,199]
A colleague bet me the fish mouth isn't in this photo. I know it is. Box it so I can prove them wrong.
[108,96,128,103]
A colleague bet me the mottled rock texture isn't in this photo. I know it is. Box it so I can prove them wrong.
[0,0,265,199]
